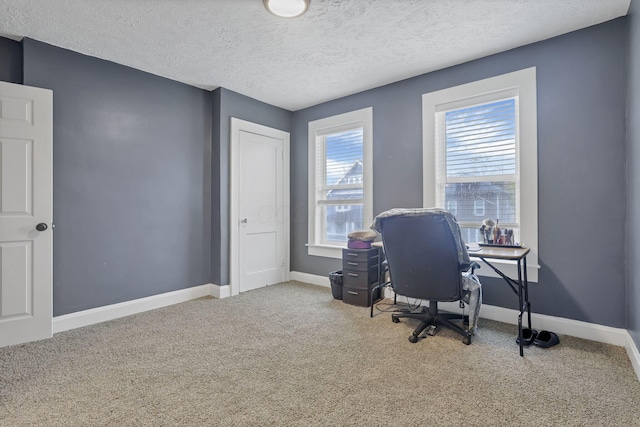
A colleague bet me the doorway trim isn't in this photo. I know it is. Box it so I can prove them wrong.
[229,118,290,297]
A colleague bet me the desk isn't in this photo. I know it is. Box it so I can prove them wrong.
[470,245,531,357]
[372,242,532,356]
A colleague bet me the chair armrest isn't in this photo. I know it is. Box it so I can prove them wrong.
[461,261,481,274]
[470,261,481,275]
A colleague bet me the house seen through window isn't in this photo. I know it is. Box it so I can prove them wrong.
[321,129,364,242]
[437,98,518,244]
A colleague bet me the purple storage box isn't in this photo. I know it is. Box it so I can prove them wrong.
[347,240,372,249]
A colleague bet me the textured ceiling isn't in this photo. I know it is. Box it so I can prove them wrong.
[0,0,631,111]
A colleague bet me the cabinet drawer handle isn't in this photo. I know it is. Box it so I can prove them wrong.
[347,291,359,295]
[347,273,359,277]
[347,253,359,257]
[347,262,358,266]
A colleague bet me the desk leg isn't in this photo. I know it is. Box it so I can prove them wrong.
[370,248,384,318]
[524,257,531,329]
[517,259,524,357]
[478,255,529,356]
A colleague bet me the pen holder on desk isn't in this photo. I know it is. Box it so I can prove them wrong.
[480,219,495,244]
[480,218,515,245]
[482,229,493,244]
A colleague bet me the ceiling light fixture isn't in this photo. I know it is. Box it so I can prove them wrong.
[263,0,310,18]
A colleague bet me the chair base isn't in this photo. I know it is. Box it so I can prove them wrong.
[391,301,472,345]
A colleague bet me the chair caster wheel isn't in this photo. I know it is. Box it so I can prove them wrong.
[392,317,400,323]
[408,335,419,343]
[463,336,471,345]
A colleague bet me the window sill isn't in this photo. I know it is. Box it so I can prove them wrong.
[306,244,344,259]
[470,256,539,283]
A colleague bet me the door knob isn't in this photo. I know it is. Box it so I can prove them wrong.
[240,218,248,224]
[36,223,48,232]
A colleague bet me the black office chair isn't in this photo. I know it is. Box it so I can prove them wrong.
[371,208,478,345]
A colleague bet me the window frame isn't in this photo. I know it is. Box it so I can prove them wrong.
[422,68,539,282]
[307,107,373,259]
[473,200,486,217]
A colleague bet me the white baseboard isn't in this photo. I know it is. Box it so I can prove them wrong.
[436,301,629,346]
[293,271,640,381]
[53,283,218,334]
[210,284,232,299]
[625,331,640,382]
[290,271,330,287]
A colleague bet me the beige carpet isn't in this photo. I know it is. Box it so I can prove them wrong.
[1,281,639,426]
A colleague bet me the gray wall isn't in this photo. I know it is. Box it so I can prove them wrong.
[22,39,212,316]
[291,19,628,328]
[628,0,640,347]
[3,16,634,330]
[0,36,22,83]
[210,87,291,286]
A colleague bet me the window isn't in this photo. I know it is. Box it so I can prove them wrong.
[423,68,539,281]
[308,107,373,258]
[439,97,516,239]
[474,200,486,217]
[446,200,458,216]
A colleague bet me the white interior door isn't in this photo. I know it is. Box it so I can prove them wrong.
[0,81,53,347]
[231,119,289,295]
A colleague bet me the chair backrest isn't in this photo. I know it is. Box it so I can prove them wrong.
[376,211,464,302]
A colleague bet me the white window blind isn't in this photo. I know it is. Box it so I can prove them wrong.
[436,98,519,243]
[316,128,364,243]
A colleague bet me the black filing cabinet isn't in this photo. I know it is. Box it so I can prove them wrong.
[342,248,381,307]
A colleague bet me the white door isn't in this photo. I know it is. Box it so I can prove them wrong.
[230,119,289,295]
[0,81,53,347]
